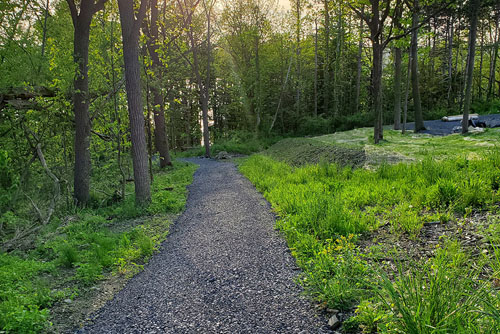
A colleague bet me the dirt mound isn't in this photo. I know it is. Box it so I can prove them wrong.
[263,138,366,167]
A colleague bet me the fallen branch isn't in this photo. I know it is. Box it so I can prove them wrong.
[35,143,60,225]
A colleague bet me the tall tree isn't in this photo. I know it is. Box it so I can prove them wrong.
[117,0,151,205]
[393,4,403,130]
[409,0,425,132]
[355,8,364,114]
[350,0,394,144]
[462,0,481,134]
[323,0,330,115]
[144,0,172,167]
[66,0,108,206]
[181,0,212,156]
[487,10,499,100]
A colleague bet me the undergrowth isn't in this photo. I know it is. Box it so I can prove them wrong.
[0,161,197,333]
[240,151,500,332]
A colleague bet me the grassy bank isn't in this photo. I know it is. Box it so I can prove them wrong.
[316,127,500,162]
[0,161,197,333]
[240,143,500,332]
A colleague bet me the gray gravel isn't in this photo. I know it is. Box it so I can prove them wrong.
[405,114,500,135]
[78,158,331,334]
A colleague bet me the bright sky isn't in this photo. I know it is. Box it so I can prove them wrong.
[278,0,291,11]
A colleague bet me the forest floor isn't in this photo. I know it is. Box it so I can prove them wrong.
[77,158,332,334]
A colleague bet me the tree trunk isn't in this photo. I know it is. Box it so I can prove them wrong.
[447,16,454,106]
[189,26,211,156]
[67,0,102,206]
[373,40,383,143]
[332,13,343,117]
[323,0,330,115]
[73,20,91,206]
[314,18,318,117]
[203,0,212,157]
[394,47,402,130]
[355,11,364,114]
[462,0,481,134]
[488,13,500,100]
[411,1,425,132]
[295,0,301,117]
[117,0,151,205]
[145,0,172,167]
[403,49,412,134]
[478,21,484,99]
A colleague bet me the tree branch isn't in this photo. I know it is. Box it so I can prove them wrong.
[133,0,149,33]
[65,0,78,26]
[93,0,108,14]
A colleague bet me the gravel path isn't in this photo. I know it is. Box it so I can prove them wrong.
[78,158,331,334]
[405,114,500,135]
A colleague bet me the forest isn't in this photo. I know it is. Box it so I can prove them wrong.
[1,0,500,333]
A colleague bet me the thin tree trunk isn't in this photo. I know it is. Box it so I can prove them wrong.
[203,0,212,157]
[488,13,500,100]
[478,21,484,99]
[373,41,383,143]
[314,18,318,117]
[462,0,481,134]
[40,0,50,59]
[447,16,454,106]
[145,0,172,167]
[332,12,343,117]
[144,57,154,183]
[411,0,425,132]
[403,50,412,134]
[110,18,126,200]
[295,0,301,117]
[117,0,151,205]
[355,10,364,114]
[394,47,402,130]
[323,0,330,115]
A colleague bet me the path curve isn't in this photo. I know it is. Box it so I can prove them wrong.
[78,158,330,334]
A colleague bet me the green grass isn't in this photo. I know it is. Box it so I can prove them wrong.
[174,132,282,157]
[0,161,197,333]
[315,127,500,162]
[239,147,500,331]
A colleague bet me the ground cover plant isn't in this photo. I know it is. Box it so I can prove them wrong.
[240,139,500,333]
[0,161,197,333]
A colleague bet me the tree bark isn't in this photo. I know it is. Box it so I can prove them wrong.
[187,6,211,156]
[314,18,318,117]
[462,0,481,134]
[447,16,454,106]
[145,0,172,167]
[323,0,330,115]
[410,0,425,132]
[488,12,499,100]
[355,11,364,114]
[117,0,151,205]
[66,0,107,206]
[394,47,402,130]
[295,0,301,117]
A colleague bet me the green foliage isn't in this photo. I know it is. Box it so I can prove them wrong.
[369,242,499,333]
[0,253,55,333]
[174,131,282,157]
[0,161,197,332]
[0,150,17,213]
[240,150,500,318]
